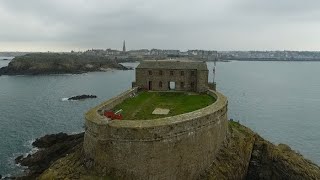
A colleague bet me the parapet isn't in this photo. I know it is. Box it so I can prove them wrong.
[83,88,228,179]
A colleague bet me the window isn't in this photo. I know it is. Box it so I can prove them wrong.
[180,71,184,76]
[180,82,185,88]
[159,70,163,75]
[159,81,162,88]
[148,70,152,75]
[170,70,174,75]
[191,71,195,76]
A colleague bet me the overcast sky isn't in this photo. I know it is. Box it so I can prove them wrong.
[1,0,320,52]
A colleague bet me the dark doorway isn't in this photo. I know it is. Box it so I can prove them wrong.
[149,81,152,90]
[191,82,195,91]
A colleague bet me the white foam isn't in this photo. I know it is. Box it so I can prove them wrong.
[6,153,26,177]
[6,138,41,176]
[22,139,39,157]
[61,98,69,101]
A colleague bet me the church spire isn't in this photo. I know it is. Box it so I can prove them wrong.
[123,40,126,52]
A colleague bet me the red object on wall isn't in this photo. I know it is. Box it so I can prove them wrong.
[104,111,123,120]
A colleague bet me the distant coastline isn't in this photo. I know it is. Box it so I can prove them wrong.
[222,58,320,61]
[0,53,130,75]
[2,50,320,62]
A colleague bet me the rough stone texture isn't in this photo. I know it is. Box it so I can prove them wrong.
[133,60,208,92]
[200,121,256,180]
[246,135,320,180]
[35,121,320,180]
[197,69,209,92]
[83,89,228,179]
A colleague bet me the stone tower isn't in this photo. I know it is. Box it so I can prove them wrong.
[123,40,126,52]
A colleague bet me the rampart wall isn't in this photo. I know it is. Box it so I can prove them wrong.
[83,88,228,180]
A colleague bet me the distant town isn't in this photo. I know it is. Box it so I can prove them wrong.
[2,41,320,61]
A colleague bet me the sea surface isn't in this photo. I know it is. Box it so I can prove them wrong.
[0,59,320,176]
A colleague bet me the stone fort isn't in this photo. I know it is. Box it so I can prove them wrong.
[83,60,228,179]
[132,60,209,92]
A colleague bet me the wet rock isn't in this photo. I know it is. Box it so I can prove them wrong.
[68,95,97,101]
[15,155,23,164]
[14,132,84,179]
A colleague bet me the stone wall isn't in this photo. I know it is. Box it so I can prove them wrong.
[135,68,207,92]
[83,89,228,180]
[196,69,209,92]
[208,82,216,91]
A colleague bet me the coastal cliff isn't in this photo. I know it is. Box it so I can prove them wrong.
[11,121,320,180]
[0,53,129,75]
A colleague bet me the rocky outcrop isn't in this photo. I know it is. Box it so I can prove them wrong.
[0,53,129,75]
[246,136,320,179]
[199,121,256,179]
[12,121,320,179]
[68,95,97,101]
[201,121,320,180]
[14,132,84,179]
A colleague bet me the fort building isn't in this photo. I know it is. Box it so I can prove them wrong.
[132,60,209,92]
[83,60,227,179]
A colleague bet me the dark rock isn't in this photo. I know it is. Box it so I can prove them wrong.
[15,155,23,164]
[14,132,84,179]
[201,121,320,180]
[246,135,320,179]
[32,132,70,148]
[68,95,97,101]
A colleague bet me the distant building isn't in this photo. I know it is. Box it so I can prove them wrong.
[123,40,126,52]
[133,60,210,92]
[128,49,150,56]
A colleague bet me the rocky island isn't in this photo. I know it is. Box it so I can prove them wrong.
[5,60,320,179]
[10,121,320,180]
[0,53,129,75]
[68,95,97,101]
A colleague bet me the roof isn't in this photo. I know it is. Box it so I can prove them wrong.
[136,60,208,70]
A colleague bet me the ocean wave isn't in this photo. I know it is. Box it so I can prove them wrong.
[23,139,39,157]
[6,153,25,177]
[61,98,69,101]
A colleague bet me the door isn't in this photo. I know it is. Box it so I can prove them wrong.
[169,81,176,90]
[148,81,152,90]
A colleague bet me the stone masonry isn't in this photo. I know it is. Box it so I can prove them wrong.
[83,61,228,179]
[83,89,228,179]
[132,60,209,93]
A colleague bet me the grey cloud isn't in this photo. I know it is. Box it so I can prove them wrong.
[0,0,320,51]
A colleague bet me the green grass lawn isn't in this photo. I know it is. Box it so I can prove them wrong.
[112,91,216,120]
